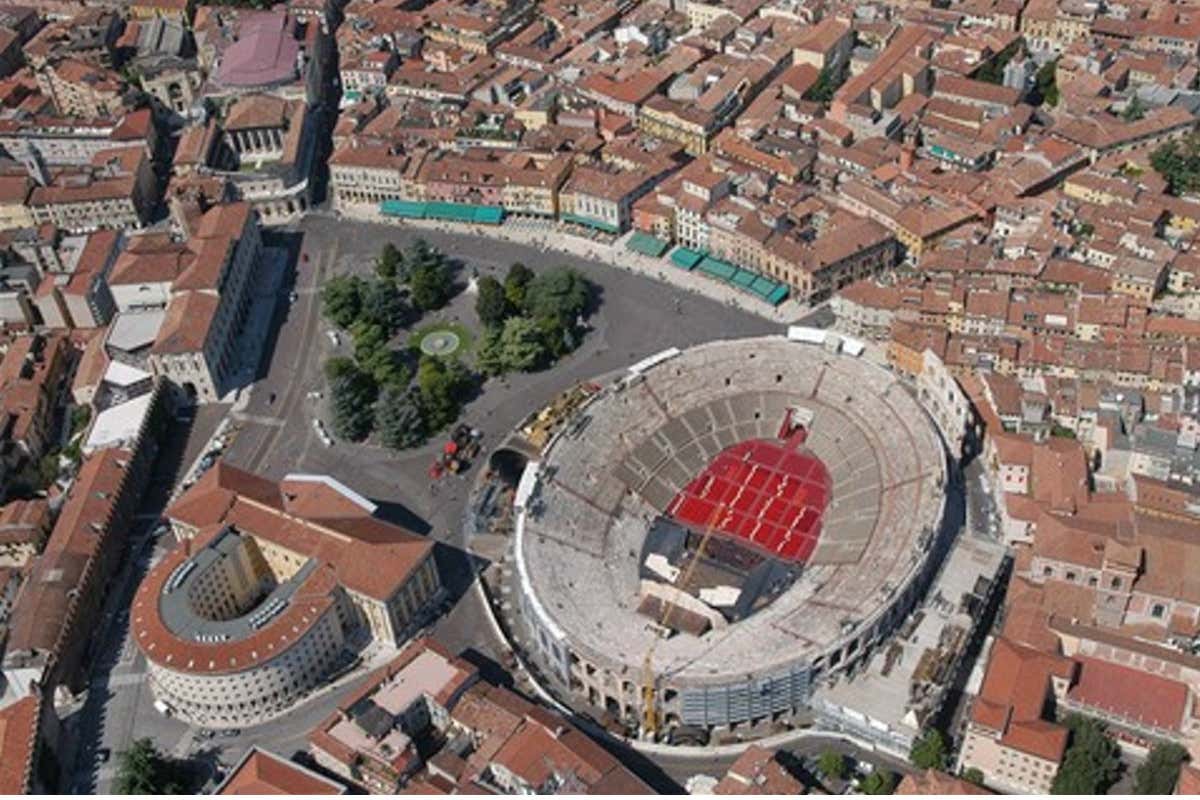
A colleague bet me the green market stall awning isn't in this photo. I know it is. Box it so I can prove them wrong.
[425,202,504,224]
[670,248,704,270]
[560,213,621,234]
[627,231,670,258]
[696,256,737,281]
[381,200,504,224]
[675,250,791,306]
[380,199,426,218]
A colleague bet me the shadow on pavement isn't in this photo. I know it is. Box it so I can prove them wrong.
[247,229,305,386]
[432,541,487,600]
[372,499,431,536]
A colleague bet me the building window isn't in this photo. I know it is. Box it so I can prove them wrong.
[1152,603,1166,619]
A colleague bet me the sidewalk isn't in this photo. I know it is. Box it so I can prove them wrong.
[356,210,810,325]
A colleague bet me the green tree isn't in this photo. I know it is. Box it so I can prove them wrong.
[804,61,849,104]
[475,274,510,328]
[329,365,377,442]
[975,40,1020,85]
[535,314,575,359]
[362,345,409,389]
[1133,741,1188,795]
[504,262,534,311]
[817,751,847,781]
[961,767,985,787]
[69,404,92,437]
[324,356,359,383]
[1122,94,1147,122]
[405,237,439,272]
[475,327,507,376]
[114,738,183,794]
[360,279,407,332]
[408,257,453,312]
[321,275,365,328]
[523,266,590,325]
[347,320,406,388]
[416,356,472,432]
[1151,133,1200,196]
[498,316,548,372]
[376,242,403,280]
[350,319,388,363]
[1051,715,1121,795]
[1033,59,1059,107]
[376,384,426,450]
[861,770,896,795]
[910,728,949,770]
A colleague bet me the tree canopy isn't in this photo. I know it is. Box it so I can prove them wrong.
[803,61,849,104]
[1133,741,1188,795]
[398,238,455,311]
[910,728,949,770]
[376,242,403,280]
[961,767,985,787]
[329,363,377,442]
[321,275,365,329]
[114,738,184,795]
[360,279,408,333]
[1032,59,1059,107]
[416,356,472,433]
[504,262,534,310]
[496,316,547,373]
[475,274,510,328]
[376,384,426,450]
[408,255,453,311]
[1151,133,1200,196]
[860,770,896,795]
[1051,715,1121,795]
[1122,94,1146,122]
[523,266,590,324]
[817,751,847,781]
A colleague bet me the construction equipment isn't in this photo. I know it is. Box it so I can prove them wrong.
[640,501,727,739]
[430,425,483,478]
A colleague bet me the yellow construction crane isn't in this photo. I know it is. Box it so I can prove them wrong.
[641,501,727,739]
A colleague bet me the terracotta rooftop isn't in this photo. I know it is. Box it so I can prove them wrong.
[970,637,1072,762]
[217,747,345,794]
[897,769,992,795]
[0,695,39,794]
[1067,656,1189,732]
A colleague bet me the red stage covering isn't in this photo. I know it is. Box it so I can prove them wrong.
[667,439,830,563]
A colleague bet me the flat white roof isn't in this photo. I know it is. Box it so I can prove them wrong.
[103,359,152,387]
[84,393,153,454]
[787,325,827,344]
[107,310,166,353]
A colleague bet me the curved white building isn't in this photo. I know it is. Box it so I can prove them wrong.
[133,465,441,728]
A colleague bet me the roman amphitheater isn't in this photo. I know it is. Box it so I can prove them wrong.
[509,333,956,738]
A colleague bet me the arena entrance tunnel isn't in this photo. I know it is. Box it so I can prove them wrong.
[488,446,530,488]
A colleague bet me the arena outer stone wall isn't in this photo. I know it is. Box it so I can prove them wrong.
[511,335,955,736]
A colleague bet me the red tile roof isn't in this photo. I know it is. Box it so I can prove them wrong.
[1068,656,1189,732]
[218,747,345,794]
[971,637,1073,762]
[0,695,39,794]
[897,769,992,795]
